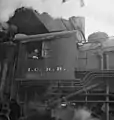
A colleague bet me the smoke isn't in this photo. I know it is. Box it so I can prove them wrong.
[0,0,22,22]
[0,0,114,37]
[73,107,100,120]
[52,105,100,120]
[73,108,91,120]
[0,0,83,22]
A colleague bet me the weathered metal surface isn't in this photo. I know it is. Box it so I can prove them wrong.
[16,33,78,80]
[38,13,67,32]
[78,37,114,71]
[37,12,85,33]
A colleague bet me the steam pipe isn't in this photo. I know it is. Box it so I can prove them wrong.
[101,52,109,120]
[49,83,99,107]
[105,53,109,120]
[106,80,109,120]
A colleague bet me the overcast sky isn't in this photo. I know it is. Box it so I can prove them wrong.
[0,0,114,38]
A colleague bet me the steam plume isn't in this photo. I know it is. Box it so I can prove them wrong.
[73,107,100,120]
[52,105,100,120]
[0,0,114,37]
[0,0,83,22]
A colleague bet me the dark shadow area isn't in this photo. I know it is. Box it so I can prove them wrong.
[8,8,49,35]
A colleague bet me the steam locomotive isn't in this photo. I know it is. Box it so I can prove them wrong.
[0,8,114,120]
[0,29,114,120]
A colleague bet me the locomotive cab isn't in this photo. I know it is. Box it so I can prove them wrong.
[9,30,82,118]
[15,30,79,81]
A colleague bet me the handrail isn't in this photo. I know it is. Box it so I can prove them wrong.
[49,83,100,106]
